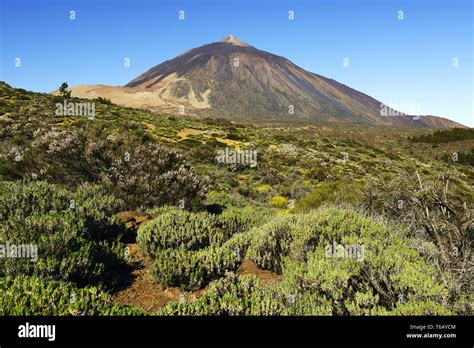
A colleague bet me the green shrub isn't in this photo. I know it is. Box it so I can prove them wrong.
[0,275,144,315]
[151,244,241,290]
[155,272,265,315]
[294,180,363,212]
[217,205,274,236]
[138,207,221,257]
[0,181,127,287]
[205,191,248,208]
[142,205,272,289]
[155,272,333,316]
[268,196,289,209]
[245,216,296,273]
[151,248,205,289]
[0,128,209,209]
[139,205,273,258]
[245,207,450,314]
[157,207,451,315]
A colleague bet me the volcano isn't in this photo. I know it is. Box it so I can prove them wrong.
[67,35,464,127]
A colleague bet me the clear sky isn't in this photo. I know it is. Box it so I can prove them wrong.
[1,0,472,126]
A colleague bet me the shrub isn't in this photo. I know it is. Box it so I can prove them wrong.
[151,245,241,290]
[157,207,451,315]
[245,216,296,273]
[139,205,273,257]
[96,97,112,105]
[137,207,221,257]
[141,205,273,289]
[0,275,144,315]
[246,207,450,313]
[0,181,127,287]
[443,149,474,166]
[86,138,210,209]
[268,196,289,209]
[0,128,209,209]
[294,180,363,212]
[146,210,260,290]
[216,205,274,236]
[155,272,267,315]
[151,248,204,289]
[155,272,333,316]
[305,165,329,181]
[205,191,248,208]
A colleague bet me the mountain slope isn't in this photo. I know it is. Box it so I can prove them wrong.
[67,36,465,127]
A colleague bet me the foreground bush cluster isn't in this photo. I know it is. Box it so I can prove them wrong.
[138,206,273,289]
[144,206,451,315]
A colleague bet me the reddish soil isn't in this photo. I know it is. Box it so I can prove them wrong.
[116,211,153,232]
[111,242,197,312]
[237,260,283,284]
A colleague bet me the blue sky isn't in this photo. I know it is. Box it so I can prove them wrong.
[1,0,472,126]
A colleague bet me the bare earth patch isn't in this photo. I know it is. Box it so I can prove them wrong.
[237,260,283,284]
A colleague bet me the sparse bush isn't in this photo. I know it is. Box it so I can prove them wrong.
[305,165,329,181]
[96,96,112,105]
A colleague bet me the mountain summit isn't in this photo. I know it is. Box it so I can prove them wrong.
[67,36,463,127]
[219,35,250,47]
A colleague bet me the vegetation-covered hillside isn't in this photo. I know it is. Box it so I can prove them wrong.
[0,82,472,315]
